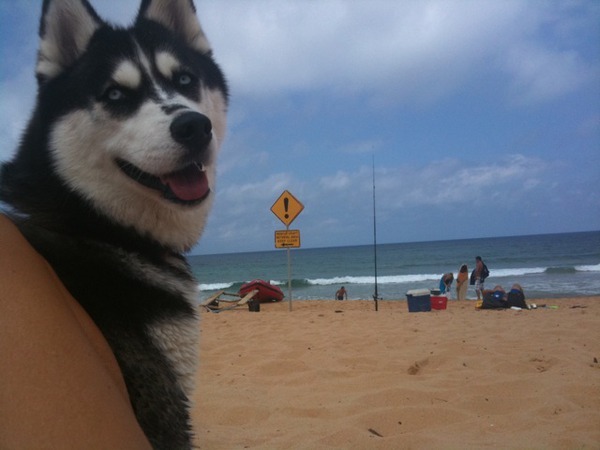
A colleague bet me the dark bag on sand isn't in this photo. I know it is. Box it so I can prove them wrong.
[481,291,508,309]
[507,290,527,309]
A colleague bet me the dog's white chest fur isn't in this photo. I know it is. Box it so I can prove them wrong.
[124,250,200,397]
[149,316,199,398]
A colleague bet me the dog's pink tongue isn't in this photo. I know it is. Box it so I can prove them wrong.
[161,165,209,202]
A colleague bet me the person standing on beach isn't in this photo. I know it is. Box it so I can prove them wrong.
[335,286,347,300]
[474,256,486,300]
[456,264,469,301]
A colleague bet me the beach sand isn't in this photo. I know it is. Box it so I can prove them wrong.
[193,297,600,449]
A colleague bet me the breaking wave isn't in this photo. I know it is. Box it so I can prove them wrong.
[198,264,599,292]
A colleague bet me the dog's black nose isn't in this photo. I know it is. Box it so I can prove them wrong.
[170,112,212,153]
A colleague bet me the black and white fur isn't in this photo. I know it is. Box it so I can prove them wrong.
[0,0,228,447]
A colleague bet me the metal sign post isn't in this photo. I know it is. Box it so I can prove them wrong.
[271,190,304,311]
[286,234,292,311]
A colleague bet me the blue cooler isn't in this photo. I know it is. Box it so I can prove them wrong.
[406,289,431,312]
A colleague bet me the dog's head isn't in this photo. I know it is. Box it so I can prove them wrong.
[8,0,228,252]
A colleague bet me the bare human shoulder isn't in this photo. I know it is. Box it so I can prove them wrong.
[0,214,151,449]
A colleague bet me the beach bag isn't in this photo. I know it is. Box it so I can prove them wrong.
[507,290,527,309]
[481,291,507,309]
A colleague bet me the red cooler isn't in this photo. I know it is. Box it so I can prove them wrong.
[430,295,448,310]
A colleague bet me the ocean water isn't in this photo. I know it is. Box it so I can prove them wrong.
[189,231,600,301]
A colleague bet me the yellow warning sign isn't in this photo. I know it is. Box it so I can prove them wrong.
[275,230,301,248]
[271,190,304,227]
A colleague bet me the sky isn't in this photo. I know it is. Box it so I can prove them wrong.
[0,0,599,255]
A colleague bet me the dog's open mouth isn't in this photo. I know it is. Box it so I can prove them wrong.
[116,159,210,205]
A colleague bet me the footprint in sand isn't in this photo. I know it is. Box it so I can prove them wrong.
[529,356,555,373]
[407,358,429,375]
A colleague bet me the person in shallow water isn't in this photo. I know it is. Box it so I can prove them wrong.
[335,286,347,300]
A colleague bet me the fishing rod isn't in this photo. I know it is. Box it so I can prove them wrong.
[372,155,379,311]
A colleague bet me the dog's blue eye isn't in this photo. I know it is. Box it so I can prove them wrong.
[106,87,125,101]
[175,73,193,86]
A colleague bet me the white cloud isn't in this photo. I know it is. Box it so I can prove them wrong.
[199,0,597,106]
[376,154,547,209]
[319,171,351,191]
[338,139,384,155]
[232,153,550,218]
[196,152,562,252]
[503,44,598,105]
[217,172,293,208]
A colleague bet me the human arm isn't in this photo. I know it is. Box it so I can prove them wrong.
[0,215,151,449]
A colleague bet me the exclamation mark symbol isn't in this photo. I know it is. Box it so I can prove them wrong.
[284,197,289,219]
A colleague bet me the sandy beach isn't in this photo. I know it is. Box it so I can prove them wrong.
[193,296,600,449]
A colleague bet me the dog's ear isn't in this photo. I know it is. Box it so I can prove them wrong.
[137,0,212,53]
[37,0,102,83]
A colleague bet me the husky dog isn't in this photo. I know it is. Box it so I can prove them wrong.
[0,0,227,447]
